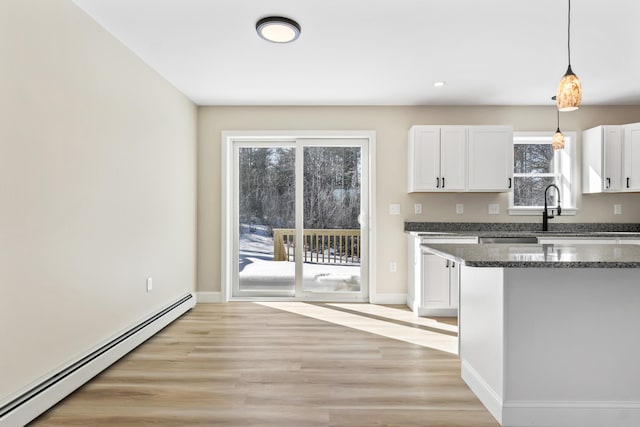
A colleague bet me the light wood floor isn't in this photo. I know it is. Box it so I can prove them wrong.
[29,303,499,426]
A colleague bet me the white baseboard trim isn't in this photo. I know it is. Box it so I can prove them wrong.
[461,360,503,425]
[502,401,640,427]
[196,291,222,303]
[369,292,407,305]
[0,293,196,427]
[462,360,640,427]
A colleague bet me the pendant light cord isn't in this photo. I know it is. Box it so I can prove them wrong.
[567,0,571,66]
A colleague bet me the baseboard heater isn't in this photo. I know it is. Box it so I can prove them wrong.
[0,293,196,427]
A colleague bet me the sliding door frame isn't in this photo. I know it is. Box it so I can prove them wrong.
[221,130,376,303]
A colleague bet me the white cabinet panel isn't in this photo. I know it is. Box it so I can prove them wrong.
[624,123,640,191]
[440,126,467,190]
[408,125,513,193]
[422,254,451,306]
[408,126,440,191]
[583,122,640,193]
[467,126,514,191]
[407,235,477,317]
[582,125,622,193]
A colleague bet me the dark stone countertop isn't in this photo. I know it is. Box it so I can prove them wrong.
[405,222,640,239]
[422,243,640,268]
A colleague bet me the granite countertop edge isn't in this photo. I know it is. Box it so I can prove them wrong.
[405,222,640,236]
[422,243,640,269]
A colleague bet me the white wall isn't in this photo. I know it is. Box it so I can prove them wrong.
[197,106,640,296]
[0,0,197,402]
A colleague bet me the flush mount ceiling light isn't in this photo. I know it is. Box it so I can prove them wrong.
[556,0,582,111]
[433,81,446,88]
[551,96,565,150]
[256,16,301,43]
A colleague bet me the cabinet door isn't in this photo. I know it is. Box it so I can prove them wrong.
[408,126,440,191]
[440,126,467,190]
[467,126,514,191]
[421,253,451,307]
[623,123,640,191]
[603,126,623,191]
[449,260,459,309]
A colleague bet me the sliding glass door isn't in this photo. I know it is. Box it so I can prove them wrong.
[236,145,296,296]
[301,144,363,294]
[233,138,368,300]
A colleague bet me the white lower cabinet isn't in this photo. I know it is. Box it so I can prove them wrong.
[407,234,477,317]
[422,254,459,310]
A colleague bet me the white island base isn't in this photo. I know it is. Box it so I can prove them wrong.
[459,266,640,427]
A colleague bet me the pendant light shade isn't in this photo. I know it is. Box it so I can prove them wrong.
[557,66,582,112]
[551,97,565,150]
[556,0,582,111]
[552,128,565,150]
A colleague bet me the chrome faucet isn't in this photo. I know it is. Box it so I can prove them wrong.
[542,184,562,231]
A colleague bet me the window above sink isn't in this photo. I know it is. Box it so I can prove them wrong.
[508,132,578,216]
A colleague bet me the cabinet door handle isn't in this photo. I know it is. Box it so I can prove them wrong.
[442,177,445,188]
[436,177,440,188]
[627,177,631,188]
[451,261,456,268]
[508,178,512,189]
[445,259,449,268]
[606,177,611,189]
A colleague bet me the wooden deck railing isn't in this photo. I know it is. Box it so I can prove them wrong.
[273,228,360,265]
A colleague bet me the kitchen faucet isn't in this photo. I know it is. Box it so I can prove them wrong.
[542,184,562,231]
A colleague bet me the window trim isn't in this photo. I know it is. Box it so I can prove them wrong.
[508,131,578,216]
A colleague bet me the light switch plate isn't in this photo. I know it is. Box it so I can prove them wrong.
[488,203,500,215]
[389,203,401,215]
[614,204,622,215]
[414,203,423,214]
[456,204,464,214]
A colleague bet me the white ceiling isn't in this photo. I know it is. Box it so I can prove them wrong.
[72,0,640,107]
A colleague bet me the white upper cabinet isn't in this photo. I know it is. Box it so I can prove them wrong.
[624,123,640,191]
[440,127,467,191]
[583,122,640,193]
[582,125,622,193]
[408,125,512,193]
[407,126,441,191]
[407,126,466,191]
[467,126,514,191]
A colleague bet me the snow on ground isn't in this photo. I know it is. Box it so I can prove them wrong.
[239,225,360,292]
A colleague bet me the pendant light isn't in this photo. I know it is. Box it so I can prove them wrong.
[556,0,582,111]
[551,96,565,150]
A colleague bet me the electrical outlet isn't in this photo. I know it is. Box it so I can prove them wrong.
[614,204,622,215]
[146,277,153,292]
[389,203,401,215]
[389,262,397,273]
[488,204,500,215]
[456,203,464,214]
[414,203,423,214]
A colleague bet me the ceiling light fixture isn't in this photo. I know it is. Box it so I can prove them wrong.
[256,16,301,43]
[434,81,446,88]
[551,96,565,150]
[556,0,582,111]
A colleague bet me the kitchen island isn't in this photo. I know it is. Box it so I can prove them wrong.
[422,242,640,427]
